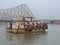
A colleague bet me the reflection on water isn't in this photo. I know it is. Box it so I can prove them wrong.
[0,23,60,45]
[6,32,47,45]
[0,23,47,45]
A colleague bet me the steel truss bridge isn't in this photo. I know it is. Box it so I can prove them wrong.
[0,4,34,20]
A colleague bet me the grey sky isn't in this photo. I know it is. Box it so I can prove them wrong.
[0,0,60,20]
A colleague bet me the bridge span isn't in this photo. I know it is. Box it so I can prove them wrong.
[0,4,34,20]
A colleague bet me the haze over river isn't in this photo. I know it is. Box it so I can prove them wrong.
[0,22,60,45]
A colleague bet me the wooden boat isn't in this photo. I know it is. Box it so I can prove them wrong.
[6,17,48,34]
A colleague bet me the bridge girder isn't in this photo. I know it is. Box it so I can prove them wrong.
[0,4,34,20]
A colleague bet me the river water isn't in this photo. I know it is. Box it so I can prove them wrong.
[0,23,60,45]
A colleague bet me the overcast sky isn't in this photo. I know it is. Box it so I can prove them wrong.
[0,0,60,20]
